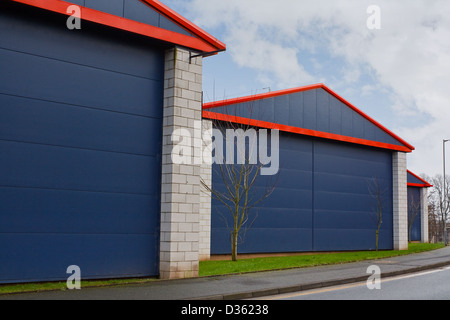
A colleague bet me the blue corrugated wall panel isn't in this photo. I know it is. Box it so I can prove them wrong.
[288,93,303,128]
[303,90,317,131]
[407,172,425,185]
[0,3,164,283]
[211,126,394,255]
[211,131,314,254]
[313,141,393,251]
[210,88,404,148]
[68,0,85,6]
[85,0,124,16]
[316,89,330,133]
[408,187,422,242]
[68,0,194,37]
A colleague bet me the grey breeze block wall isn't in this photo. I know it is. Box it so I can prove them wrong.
[421,187,429,243]
[393,152,408,250]
[199,119,213,261]
[160,47,206,279]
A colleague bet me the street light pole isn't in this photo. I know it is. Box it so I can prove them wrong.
[444,140,450,245]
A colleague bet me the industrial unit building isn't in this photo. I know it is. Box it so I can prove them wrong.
[0,0,429,284]
[407,171,432,243]
[0,0,225,283]
[202,84,421,257]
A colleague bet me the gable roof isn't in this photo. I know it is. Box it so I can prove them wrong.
[10,0,226,53]
[407,170,433,188]
[203,83,415,153]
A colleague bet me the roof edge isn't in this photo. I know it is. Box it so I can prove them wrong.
[203,110,413,153]
[9,0,224,53]
[141,0,226,52]
[203,83,415,152]
[407,170,433,188]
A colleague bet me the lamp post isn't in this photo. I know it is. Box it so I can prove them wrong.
[444,139,450,245]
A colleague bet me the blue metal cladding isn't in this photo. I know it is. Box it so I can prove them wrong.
[0,4,164,283]
[313,140,393,251]
[408,187,422,242]
[211,131,314,254]
[407,172,426,185]
[210,88,404,148]
[67,0,194,37]
[210,127,394,255]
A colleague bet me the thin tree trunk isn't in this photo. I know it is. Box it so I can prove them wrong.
[231,231,238,261]
[375,230,379,251]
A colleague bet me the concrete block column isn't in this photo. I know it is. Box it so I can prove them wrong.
[393,152,408,250]
[160,47,203,279]
[199,119,212,261]
[421,188,429,243]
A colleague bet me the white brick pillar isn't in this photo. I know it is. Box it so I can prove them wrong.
[421,187,429,243]
[393,152,408,250]
[160,47,203,279]
[199,119,212,261]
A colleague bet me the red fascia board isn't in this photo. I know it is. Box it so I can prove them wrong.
[407,170,433,188]
[407,183,432,188]
[203,110,413,153]
[203,83,415,152]
[141,0,226,51]
[10,0,220,53]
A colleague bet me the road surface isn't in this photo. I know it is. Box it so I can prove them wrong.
[260,266,450,300]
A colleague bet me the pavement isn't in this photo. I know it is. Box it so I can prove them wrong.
[2,246,450,300]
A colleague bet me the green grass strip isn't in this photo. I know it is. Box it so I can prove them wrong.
[0,277,157,296]
[0,243,444,295]
[199,243,445,277]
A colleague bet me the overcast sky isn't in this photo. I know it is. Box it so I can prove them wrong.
[163,0,450,178]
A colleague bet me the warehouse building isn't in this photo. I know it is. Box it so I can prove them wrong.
[202,84,416,258]
[0,0,429,284]
[407,171,432,243]
[0,0,225,283]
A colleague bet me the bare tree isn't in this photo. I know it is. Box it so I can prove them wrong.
[421,174,440,243]
[428,200,440,243]
[368,177,387,251]
[201,105,279,261]
[430,174,450,244]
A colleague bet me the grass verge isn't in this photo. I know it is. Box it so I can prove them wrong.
[0,243,445,295]
[0,277,157,296]
[199,243,446,277]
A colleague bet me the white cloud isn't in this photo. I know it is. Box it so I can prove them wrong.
[166,0,450,176]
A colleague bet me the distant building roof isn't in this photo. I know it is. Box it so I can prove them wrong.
[407,170,433,188]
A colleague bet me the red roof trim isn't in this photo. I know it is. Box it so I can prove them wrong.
[408,183,430,188]
[10,0,224,53]
[141,0,226,51]
[407,170,433,188]
[203,110,413,153]
[203,83,415,152]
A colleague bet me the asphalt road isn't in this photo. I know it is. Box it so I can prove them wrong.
[261,266,450,300]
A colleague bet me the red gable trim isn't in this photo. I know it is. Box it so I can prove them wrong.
[142,0,226,51]
[10,0,225,53]
[203,83,414,152]
[407,170,433,188]
[203,110,413,153]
